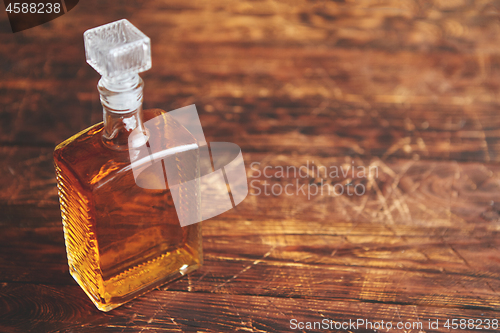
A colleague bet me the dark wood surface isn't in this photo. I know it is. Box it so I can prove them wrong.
[2,0,500,332]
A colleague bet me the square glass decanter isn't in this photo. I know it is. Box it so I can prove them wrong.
[54,19,202,312]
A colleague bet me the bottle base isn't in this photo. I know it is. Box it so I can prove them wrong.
[70,246,201,312]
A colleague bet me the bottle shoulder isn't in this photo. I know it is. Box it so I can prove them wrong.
[53,108,198,191]
[54,122,127,190]
[53,109,169,153]
[54,122,103,153]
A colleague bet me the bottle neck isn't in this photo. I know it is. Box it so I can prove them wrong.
[98,75,148,150]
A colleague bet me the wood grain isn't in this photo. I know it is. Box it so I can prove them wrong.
[2,0,500,331]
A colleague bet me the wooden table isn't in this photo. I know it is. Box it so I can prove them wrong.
[2,0,500,332]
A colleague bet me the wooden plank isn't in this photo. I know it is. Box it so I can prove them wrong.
[3,208,500,310]
[2,0,500,331]
[1,1,500,161]
[2,285,500,332]
[2,147,500,311]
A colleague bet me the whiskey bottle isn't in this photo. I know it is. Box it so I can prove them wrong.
[53,19,202,312]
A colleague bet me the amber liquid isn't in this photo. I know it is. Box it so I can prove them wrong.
[54,109,202,312]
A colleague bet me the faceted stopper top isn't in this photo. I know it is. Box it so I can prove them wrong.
[84,19,151,79]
